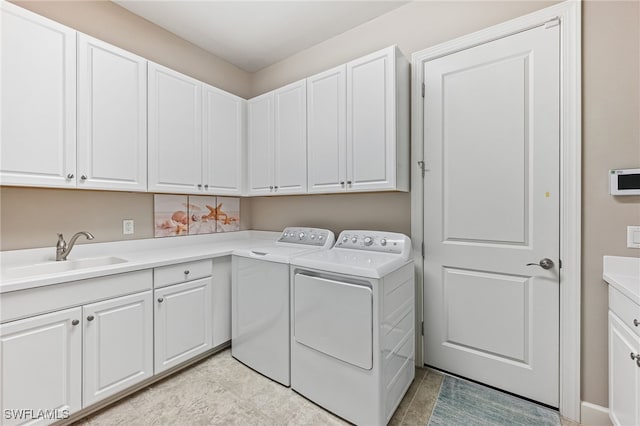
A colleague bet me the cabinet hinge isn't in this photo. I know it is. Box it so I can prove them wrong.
[421,242,425,259]
[421,321,424,336]
[545,17,560,29]
[421,82,425,98]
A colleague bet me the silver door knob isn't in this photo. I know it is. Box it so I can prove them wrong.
[81,175,87,180]
[71,319,80,326]
[158,297,164,303]
[526,258,554,270]
[87,315,95,322]
[67,173,74,179]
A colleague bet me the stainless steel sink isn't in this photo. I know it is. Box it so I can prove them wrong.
[3,256,128,279]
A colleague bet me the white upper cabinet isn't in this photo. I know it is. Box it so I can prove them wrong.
[247,79,307,196]
[247,92,275,195]
[274,79,307,194]
[346,45,409,192]
[307,65,347,193]
[1,2,76,188]
[148,63,203,194]
[77,35,147,191]
[203,85,245,195]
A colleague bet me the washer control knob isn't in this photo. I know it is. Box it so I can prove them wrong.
[364,237,373,246]
[380,238,387,246]
[351,236,358,243]
[298,232,305,240]
[319,235,324,240]
[342,236,348,243]
[310,234,316,240]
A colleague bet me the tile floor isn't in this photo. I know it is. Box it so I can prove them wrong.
[75,349,578,426]
[75,349,441,425]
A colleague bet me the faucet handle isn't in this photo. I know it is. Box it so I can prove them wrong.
[56,233,66,249]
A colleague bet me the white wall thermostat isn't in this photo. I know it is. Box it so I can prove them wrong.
[610,168,640,195]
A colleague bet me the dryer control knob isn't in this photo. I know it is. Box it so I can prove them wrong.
[351,236,358,243]
[310,234,316,240]
[318,235,324,240]
[364,237,373,246]
[380,238,387,246]
[298,232,305,240]
[342,236,348,243]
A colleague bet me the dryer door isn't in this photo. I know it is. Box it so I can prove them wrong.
[294,273,373,369]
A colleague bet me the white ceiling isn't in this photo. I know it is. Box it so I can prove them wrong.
[113,1,408,72]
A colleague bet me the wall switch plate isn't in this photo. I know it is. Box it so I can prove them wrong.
[123,219,135,235]
[627,226,640,248]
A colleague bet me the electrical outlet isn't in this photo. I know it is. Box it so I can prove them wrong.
[627,226,640,248]
[123,219,135,235]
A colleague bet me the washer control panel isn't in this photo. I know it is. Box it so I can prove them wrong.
[335,230,410,256]
[278,227,335,248]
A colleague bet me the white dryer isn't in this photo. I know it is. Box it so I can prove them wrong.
[290,230,415,426]
[231,227,334,386]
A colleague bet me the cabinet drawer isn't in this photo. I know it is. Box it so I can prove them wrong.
[154,260,212,288]
[610,286,640,338]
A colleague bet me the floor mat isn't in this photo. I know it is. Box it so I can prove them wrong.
[428,375,561,426]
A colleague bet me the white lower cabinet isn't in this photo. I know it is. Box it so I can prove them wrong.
[83,291,153,407]
[154,278,212,374]
[0,308,82,426]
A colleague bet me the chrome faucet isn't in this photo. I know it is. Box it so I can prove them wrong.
[56,232,95,261]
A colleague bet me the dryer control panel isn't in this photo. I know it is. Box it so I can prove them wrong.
[334,230,411,258]
[277,227,335,248]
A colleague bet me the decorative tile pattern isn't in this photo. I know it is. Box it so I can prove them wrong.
[428,375,561,426]
[214,197,240,232]
[188,195,218,235]
[153,195,189,237]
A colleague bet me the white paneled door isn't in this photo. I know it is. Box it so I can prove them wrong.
[423,24,560,406]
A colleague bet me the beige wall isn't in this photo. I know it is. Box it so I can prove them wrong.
[2,0,639,412]
[581,0,640,407]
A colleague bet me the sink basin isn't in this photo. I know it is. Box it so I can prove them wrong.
[3,256,128,279]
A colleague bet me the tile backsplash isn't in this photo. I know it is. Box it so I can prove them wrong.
[153,194,240,238]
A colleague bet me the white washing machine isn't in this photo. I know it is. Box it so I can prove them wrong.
[231,227,334,386]
[290,230,415,426]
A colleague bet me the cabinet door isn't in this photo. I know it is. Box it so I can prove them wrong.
[203,85,245,195]
[0,308,82,425]
[154,278,212,374]
[307,65,347,193]
[83,291,153,407]
[346,46,396,191]
[77,34,147,192]
[1,2,76,188]
[609,312,640,426]
[212,257,231,347]
[273,79,307,194]
[247,93,274,195]
[148,63,203,194]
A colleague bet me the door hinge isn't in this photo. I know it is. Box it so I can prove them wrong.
[421,242,425,259]
[421,82,425,98]
[545,17,560,29]
[417,160,426,178]
[421,321,424,336]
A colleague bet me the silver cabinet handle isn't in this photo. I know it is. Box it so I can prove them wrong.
[71,319,79,326]
[274,186,278,191]
[526,258,554,270]
[269,186,274,191]
[204,184,209,190]
[87,315,95,322]
[184,270,190,275]
[197,184,202,189]
[347,180,352,185]
[634,319,639,327]
[67,173,74,179]
[81,175,87,180]
[158,297,164,303]
[340,181,345,186]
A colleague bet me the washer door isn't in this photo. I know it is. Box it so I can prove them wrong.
[294,273,373,370]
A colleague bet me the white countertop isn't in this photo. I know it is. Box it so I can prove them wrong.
[0,231,279,294]
[603,256,640,306]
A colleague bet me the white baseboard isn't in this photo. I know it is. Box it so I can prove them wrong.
[580,401,611,426]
